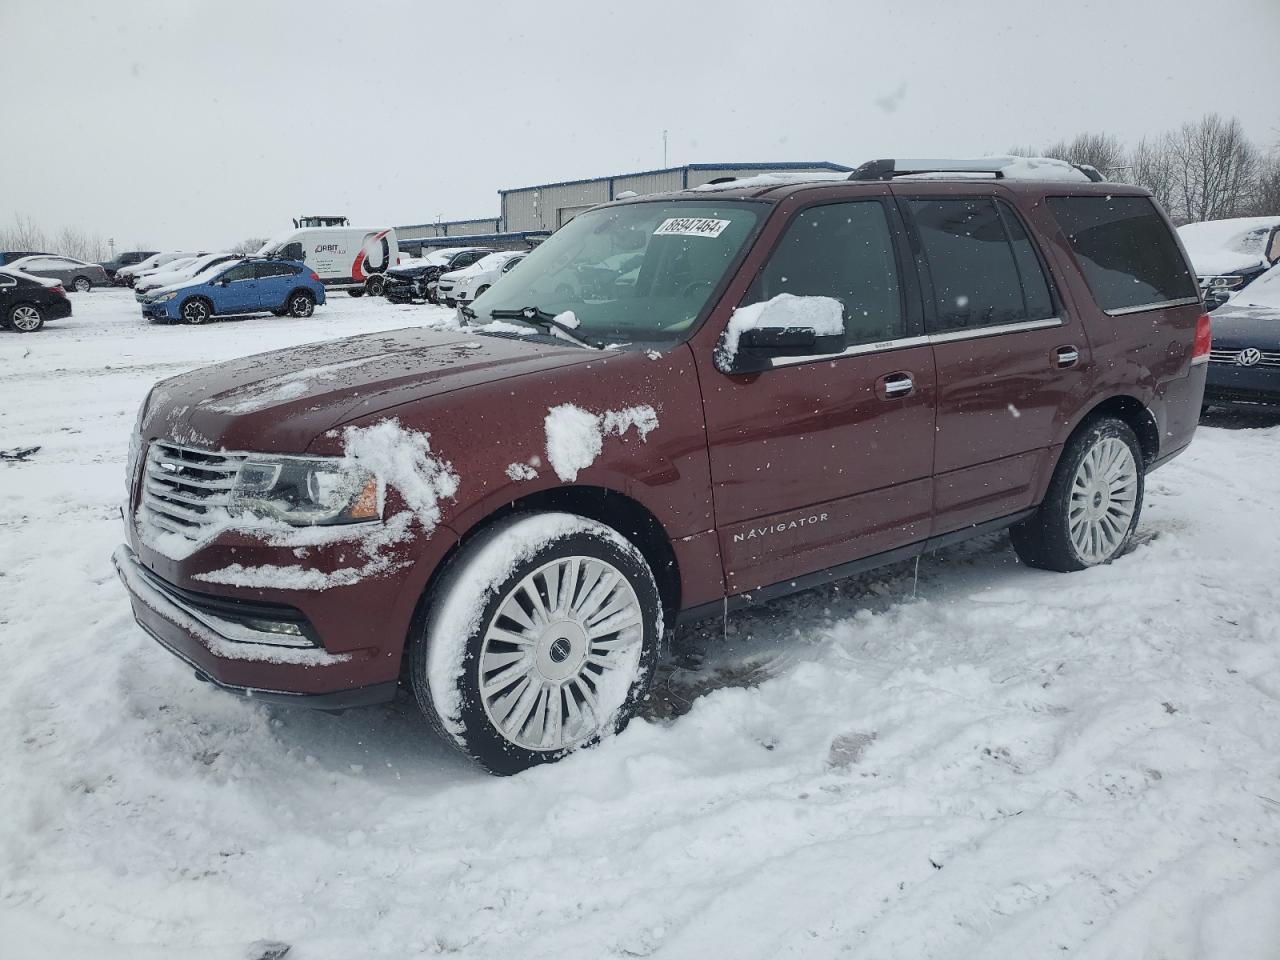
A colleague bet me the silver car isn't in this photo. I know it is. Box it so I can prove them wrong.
[7,255,110,292]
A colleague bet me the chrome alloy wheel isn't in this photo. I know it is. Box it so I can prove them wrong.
[478,556,644,752]
[1068,436,1138,563]
[290,295,313,317]
[10,305,41,331]
[182,300,210,324]
[74,277,91,292]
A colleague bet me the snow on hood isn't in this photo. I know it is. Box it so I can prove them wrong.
[1178,217,1280,277]
[1230,261,1280,310]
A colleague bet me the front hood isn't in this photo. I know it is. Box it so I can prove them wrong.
[141,326,596,453]
[1206,305,1280,349]
[387,266,428,279]
[1191,251,1269,277]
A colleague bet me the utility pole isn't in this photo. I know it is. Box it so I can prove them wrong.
[663,129,668,167]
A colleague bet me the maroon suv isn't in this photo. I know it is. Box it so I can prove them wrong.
[115,159,1210,774]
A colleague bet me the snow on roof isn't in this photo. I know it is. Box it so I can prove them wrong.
[692,171,851,192]
[1178,217,1280,277]
[0,267,59,287]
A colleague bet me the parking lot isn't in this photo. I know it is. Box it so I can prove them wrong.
[1,290,1278,958]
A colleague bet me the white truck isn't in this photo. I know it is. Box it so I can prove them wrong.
[257,226,400,296]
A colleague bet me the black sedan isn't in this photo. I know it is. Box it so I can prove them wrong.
[1204,266,1280,410]
[0,269,72,332]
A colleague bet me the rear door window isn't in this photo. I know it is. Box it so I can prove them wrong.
[905,198,1053,333]
[255,262,297,279]
[743,200,905,347]
[1047,195,1198,313]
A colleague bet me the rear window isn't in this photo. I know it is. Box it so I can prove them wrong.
[1048,196,1197,313]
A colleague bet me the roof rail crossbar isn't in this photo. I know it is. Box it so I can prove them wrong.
[849,158,1008,181]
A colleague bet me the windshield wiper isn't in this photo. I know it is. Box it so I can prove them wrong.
[485,306,600,349]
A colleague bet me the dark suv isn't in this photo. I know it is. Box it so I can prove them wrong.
[115,159,1208,774]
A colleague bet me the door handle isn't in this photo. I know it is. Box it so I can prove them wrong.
[880,372,914,398]
[1055,346,1080,368]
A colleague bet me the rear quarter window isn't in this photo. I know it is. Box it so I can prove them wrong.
[1048,195,1198,314]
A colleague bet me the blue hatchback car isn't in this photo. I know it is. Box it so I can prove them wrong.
[138,258,326,325]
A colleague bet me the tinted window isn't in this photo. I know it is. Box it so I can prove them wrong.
[220,263,257,282]
[255,262,297,279]
[745,201,904,346]
[907,199,1028,332]
[996,201,1055,321]
[1048,195,1197,312]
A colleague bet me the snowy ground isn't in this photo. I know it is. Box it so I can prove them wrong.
[2,290,1279,959]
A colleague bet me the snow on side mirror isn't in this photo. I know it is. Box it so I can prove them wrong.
[715,293,846,374]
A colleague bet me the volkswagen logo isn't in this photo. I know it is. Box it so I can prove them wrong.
[1236,348,1263,367]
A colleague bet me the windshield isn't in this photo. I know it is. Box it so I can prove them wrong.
[470,200,762,343]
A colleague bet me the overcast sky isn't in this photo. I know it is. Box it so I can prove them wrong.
[2,0,1278,251]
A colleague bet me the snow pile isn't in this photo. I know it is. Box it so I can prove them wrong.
[1231,261,1280,309]
[1178,216,1280,276]
[719,293,844,362]
[552,309,579,328]
[341,418,458,534]
[425,512,652,738]
[544,403,659,482]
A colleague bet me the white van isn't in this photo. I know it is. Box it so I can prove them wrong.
[257,226,400,296]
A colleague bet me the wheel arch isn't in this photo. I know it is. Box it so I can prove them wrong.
[404,484,682,674]
[1073,393,1160,467]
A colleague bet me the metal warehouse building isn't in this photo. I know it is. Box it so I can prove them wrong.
[397,161,851,251]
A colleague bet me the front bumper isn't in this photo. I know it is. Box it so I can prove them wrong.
[113,544,399,707]
[140,300,177,321]
[1205,361,1280,407]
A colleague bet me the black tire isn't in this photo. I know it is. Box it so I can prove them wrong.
[366,275,386,297]
[179,297,213,325]
[412,512,662,776]
[285,290,315,318]
[7,302,44,333]
[347,289,365,298]
[1011,417,1145,572]
[72,276,92,293]
[270,309,286,317]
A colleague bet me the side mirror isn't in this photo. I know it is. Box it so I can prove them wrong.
[715,294,846,374]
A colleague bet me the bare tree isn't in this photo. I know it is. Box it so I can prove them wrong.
[231,236,269,255]
[1168,113,1259,223]
[52,225,108,262]
[1245,153,1280,217]
[1128,136,1178,214]
[0,213,50,253]
[1011,132,1127,180]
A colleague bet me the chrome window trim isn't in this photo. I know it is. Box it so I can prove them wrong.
[1105,296,1201,317]
[767,316,1065,368]
[927,316,1063,343]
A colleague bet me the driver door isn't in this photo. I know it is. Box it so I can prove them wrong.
[697,195,937,596]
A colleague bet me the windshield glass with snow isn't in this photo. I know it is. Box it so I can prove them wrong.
[469,200,762,343]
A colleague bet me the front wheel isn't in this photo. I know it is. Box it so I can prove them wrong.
[366,275,386,297]
[180,298,212,325]
[1011,418,1144,571]
[8,303,44,332]
[73,276,92,293]
[413,512,662,775]
[347,289,365,298]
[286,291,315,318]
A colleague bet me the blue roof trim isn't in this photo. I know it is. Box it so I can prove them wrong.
[499,161,853,195]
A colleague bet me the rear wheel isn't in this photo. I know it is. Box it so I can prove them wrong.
[286,290,315,318]
[347,289,365,298]
[180,298,212,325]
[7,303,43,332]
[413,512,662,776]
[72,276,92,293]
[1011,417,1144,571]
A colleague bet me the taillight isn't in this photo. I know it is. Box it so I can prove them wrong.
[51,285,66,298]
[1191,313,1212,364]
[310,271,320,282]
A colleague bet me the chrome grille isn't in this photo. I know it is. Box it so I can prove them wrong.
[140,442,244,541]
[1209,348,1280,368]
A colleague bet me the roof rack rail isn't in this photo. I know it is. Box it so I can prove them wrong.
[849,158,1105,183]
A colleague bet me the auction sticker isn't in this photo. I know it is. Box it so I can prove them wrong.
[653,217,731,238]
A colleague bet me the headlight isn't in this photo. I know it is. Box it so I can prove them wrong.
[154,292,177,303]
[231,455,380,526]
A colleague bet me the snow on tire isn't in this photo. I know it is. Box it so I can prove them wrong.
[413,512,662,775]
